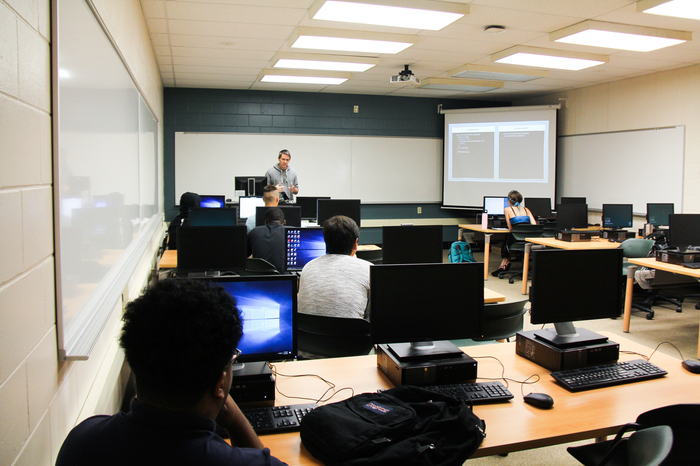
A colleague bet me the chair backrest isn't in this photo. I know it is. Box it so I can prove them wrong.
[626,425,674,466]
[510,224,545,242]
[296,313,373,358]
[542,223,558,237]
[636,404,700,465]
[473,299,528,341]
[620,238,654,259]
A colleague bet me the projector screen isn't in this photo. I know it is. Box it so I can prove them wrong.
[442,105,558,209]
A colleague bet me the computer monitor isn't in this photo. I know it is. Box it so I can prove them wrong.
[234,176,267,197]
[255,206,302,228]
[647,203,674,226]
[238,196,265,219]
[317,199,361,227]
[285,227,325,271]
[668,214,700,249]
[199,195,226,208]
[188,207,238,226]
[556,203,588,230]
[381,225,443,265]
[295,196,330,220]
[525,198,552,219]
[206,275,297,365]
[529,248,623,348]
[176,226,247,274]
[369,262,483,359]
[483,196,508,217]
[602,204,633,230]
[560,197,587,204]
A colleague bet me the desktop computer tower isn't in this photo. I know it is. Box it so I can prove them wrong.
[377,344,478,387]
[229,361,276,407]
[515,330,620,371]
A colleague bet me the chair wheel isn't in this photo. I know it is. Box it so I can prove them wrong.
[696,303,700,310]
[646,312,654,320]
[676,306,683,313]
[509,278,515,284]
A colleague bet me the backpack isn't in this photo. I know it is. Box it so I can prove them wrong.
[448,241,476,263]
[299,385,486,466]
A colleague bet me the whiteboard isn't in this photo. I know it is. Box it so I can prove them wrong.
[175,133,443,203]
[557,126,684,213]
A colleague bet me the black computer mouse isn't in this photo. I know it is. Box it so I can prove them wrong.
[523,393,554,409]
[682,359,700,374]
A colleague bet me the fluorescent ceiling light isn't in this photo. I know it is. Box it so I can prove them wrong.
[638,0,700,20]
[260,68,350,85]
[492,46,608,71]
[272,53,378,72]
[551,20,690,52]
[290,27,414,54]
[417,78,503,92]
[448,64,547,82]
[309,0,467,31]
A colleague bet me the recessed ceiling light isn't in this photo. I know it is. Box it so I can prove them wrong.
[260,68,350,85]
[289,27,414,54]
[272,53,378,72]
[448,64,548,82]
[551,20,690,52]
[418,77,503,92]
[491,46,608,71]
[638,0,700,20]
[309,0,468,30]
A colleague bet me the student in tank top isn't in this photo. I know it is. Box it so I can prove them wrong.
[491,190,537,277]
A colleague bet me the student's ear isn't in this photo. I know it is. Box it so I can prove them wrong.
[214,370,228,400]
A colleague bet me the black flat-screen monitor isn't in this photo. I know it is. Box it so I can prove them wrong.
[668,214,700,249]
[200,195,226,208]
[525,197,552,219]
[560,197,587,204]
[235,176,267,197]
[556,203,588,230]
[529,248,623,349]
[176,226,247,274]
[370,262,483,359]
[483,196,508,217]
[602,204,633,230]
[206,275,297,364]
[255,206,302,228]
[647,203,674,226]
[285,227,325,271]
[188,207,238,226]
[238,196,265,219]
[317,199,361,227]
[381,225,443,265]
[295,196,330,220]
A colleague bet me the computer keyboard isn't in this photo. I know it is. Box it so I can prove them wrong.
[241,403,317,434]
[682,262,700,269]
[550,359,667,392]
[423,381,514,404]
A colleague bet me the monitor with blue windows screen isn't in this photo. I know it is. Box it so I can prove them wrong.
[205,275,297,366]
[646,203,674,227]
[285,227,325,271]
[199,195,226,208]
[602,204,633,230]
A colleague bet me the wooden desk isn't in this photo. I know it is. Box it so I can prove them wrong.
[623,257,700,357]
[484,288,505,304]
[260,333,699,465]
[459,224,511,280]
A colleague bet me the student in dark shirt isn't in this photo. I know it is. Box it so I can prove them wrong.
[56,279,287,466]
[167,192,201,249]
[247,207,286,272]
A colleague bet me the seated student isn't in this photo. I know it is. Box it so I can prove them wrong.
[246,185,279,233]
[56,279,286,466]
[298,215,371,319]
[167,192,201,249]
[492,190,536,277]
[247,207,286,272]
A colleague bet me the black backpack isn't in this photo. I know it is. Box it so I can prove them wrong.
[300,385,486,466]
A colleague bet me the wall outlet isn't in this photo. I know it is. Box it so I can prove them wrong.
[417,207,422,214]
[353,105,359,113]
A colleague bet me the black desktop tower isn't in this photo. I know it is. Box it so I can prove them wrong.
[515,330,620,371]
[229,361,276,407]
[377,344,478,386]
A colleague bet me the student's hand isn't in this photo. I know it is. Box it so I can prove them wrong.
[276,183,284,192]
[217,395,264,449]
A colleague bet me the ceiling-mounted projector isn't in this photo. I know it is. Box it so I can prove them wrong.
[390,65,421,84]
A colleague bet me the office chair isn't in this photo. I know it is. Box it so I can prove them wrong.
[567,424,673,466]
[619,239,655,319]
[472,299,528,342]
[498,224,545,284]
[296,313,373,359]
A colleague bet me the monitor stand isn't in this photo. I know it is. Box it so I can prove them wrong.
[533,322,609,350]
[387,340,465,361]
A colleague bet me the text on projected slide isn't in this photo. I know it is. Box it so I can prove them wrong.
[448,121,549,183]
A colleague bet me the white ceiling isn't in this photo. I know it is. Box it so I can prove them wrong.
[140,0,700,101]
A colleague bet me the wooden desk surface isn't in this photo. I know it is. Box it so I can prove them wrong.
[459,224,511,235]
[526,237,622,250]
[628,257,700,279]
[484,288,505,303]
[260,333,699,465]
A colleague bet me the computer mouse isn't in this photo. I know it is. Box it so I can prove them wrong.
[682,359,700,374]
[523,393,554,409]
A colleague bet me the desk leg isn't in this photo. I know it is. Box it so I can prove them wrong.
[483,233,491,280]
[623,265,638,333]
[521,243,532,295]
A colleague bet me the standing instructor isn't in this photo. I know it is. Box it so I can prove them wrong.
[265,149,298,202]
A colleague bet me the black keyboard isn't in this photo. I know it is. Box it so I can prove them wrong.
[550,359,667,392]
[423,381,514,404]
[241,403,317,434]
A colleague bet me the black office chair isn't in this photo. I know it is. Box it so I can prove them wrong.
[498,224,545,284]
[472,299,528,342]
[567,424,673,466]
[296,313,373,359]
